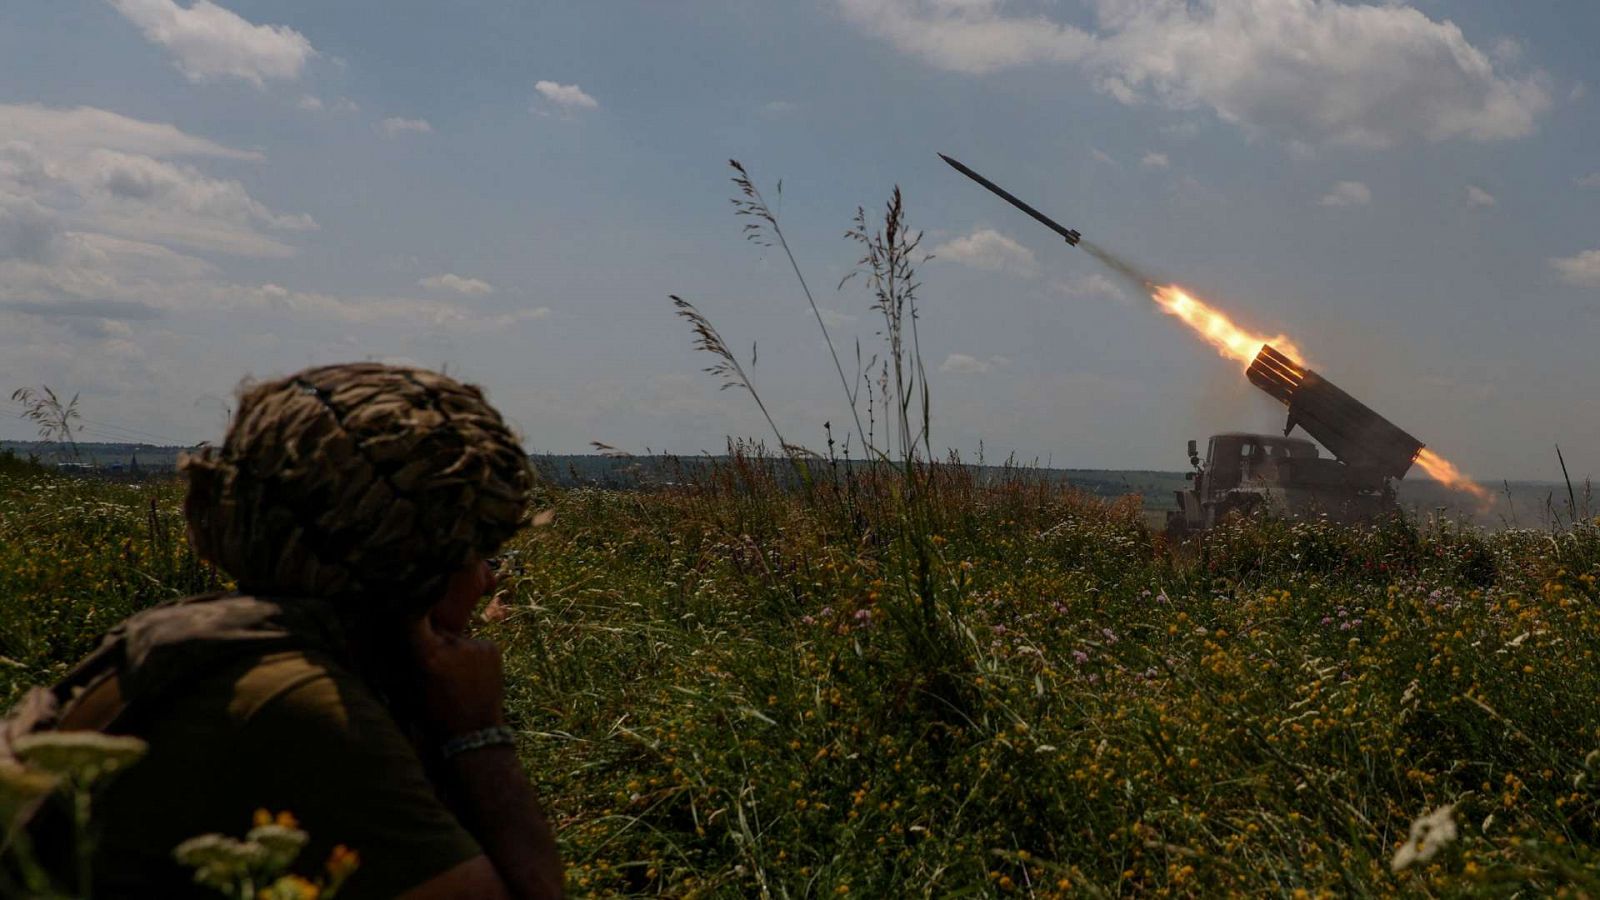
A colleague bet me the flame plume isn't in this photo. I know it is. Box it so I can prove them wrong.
[1151,285,1306,369]
[1414,449,1493,502]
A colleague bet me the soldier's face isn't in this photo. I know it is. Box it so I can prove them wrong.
[430,556,497,635]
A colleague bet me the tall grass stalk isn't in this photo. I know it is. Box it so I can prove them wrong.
[729,161,869,454]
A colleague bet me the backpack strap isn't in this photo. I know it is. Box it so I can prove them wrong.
[55,674,127,733]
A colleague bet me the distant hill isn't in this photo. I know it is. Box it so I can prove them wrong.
[3,441,1577,527]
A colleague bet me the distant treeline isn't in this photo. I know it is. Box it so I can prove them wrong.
[1,441,181,473]
[3,441,1575,526]
[2,441,1184,502]
[530,453,1185,503]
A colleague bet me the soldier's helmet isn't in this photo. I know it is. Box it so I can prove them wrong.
[180,363,533,616]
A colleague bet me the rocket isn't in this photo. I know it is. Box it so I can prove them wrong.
[938,153,1081,246]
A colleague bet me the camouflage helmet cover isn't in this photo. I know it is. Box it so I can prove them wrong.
[180,363,533,614]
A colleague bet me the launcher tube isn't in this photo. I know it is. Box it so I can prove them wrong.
[1247,345,1423,481]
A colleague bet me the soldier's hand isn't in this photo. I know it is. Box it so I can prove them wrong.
[408,608,507,736]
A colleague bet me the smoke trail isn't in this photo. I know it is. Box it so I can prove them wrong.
[1080,240,1157,292]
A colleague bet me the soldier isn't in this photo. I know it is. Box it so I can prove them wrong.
[5,363,563,898]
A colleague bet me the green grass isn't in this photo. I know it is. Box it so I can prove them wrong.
[5,461,1600,897]
[0,462,217,702]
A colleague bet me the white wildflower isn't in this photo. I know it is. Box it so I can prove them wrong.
[1391,803,1458,871]
[246,822,309,870]
[173,834,270,891]
[12,731,147,787]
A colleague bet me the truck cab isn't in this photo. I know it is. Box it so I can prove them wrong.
[1168,432,1396,534]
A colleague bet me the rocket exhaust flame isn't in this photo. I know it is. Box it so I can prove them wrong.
[1415,449,1493,503]
[1150,285,1306,370]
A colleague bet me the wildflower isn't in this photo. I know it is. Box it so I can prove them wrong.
[248,821,310,871]
[173,834,271,891]
[12,731,147,788]
[258,874,320,900]
[325,844,360,883]
[1391,804,1458,871]
[254,809,300,830]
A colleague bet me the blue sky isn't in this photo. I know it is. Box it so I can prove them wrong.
[0,1,1595,483]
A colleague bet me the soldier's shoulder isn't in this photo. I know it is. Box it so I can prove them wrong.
[227,648,364,723]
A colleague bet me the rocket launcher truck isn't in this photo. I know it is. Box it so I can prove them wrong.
[934,152,1446,529]
[1166,345,1426,534]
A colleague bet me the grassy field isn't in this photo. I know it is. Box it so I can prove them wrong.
[4,451,1600,898]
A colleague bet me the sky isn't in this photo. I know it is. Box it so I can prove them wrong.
[0,1,1596,483]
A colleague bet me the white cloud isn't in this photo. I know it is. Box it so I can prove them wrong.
[1318,180,1371,208]
[0,107,312,259]
[1090,148,1119,166]
[0,105,323,331]
[837,0,1093,74]
[492,307,553,327]
[939,352,1011,375]
[1466,185,1495,208]
[940,353,991,374]
[1578,173,1600,189]
[759,100,798,118]
[1489,36,1523,66]
[380,117,433,137]
[232,284,553,329]
[0,110,564,441]
[838,0,1551,148]
[90,150,317,232]
[931,227,1036,274]
[0,229,215,322]
[1552,249,1600,289]
[0,104,260,160]
[107,0,315,86]
[61,148,315,256]
[0,193,62,264]
[241,283,473,325]
[296,95,356,113]
[534,81,600,111]
[0,268,562,447]
[1141,151,1170,168]
[420,273,495,296]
